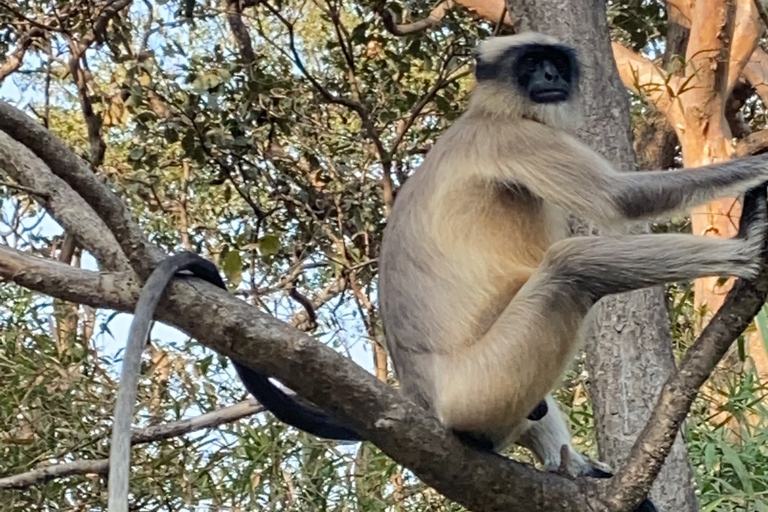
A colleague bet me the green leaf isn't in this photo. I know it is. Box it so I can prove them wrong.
[720,442,754,496]
[128,147,145,161]
[222,250,243,288]
[704,442,717,471]
[755,303,768,359]
[701,497,724,512]
[259,234,280,257]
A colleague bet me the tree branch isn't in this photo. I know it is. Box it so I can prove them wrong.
[0,245,603,512]
[90,0,134,45]
[0,245,138,310]
[226,0,256,63]
[754,0,768,32]
[607,216,768,510]
[452,0,512,26]
[735,128,768,156]
[725,0,761,98]
[0,28,43,83]
[0,400,265,490]
[611,42,675,113]
[378,0,512,35]
[0,130,130,271]
[379,1,455,36]
[67,49,107,167]
[743,47,768,105]
[0,102,164,276]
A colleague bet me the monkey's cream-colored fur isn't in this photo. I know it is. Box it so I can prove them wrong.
[379,32,768,476]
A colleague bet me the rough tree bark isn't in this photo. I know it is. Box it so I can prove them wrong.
[505,1,699,511]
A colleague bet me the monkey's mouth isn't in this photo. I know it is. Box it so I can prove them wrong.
[530,89,569,103]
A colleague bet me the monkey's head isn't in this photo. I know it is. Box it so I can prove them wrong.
[471,32,581,128]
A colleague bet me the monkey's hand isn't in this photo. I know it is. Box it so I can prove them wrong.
[550,445,612,479]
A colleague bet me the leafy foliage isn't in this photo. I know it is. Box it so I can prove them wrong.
[2,0,768,511]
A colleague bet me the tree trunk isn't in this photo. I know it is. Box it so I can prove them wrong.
[663,0,768,427]
[505,1,699,511]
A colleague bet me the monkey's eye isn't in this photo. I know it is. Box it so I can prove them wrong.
[523,56,537,70]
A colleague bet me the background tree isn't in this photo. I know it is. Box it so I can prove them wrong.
[1,0,768,511]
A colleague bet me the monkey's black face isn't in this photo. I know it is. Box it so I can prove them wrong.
[475,43,580,105]
[514,45,576,103]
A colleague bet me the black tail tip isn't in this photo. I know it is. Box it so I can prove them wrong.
[636,498,659,512]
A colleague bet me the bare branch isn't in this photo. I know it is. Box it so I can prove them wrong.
[452,0,513,26]
[67,50,107,167]
[0,245,137,310]
[743,47,768,104]
[611,42,675,113]
[664,0,692,23]
[0,130,130,271]
[379,1,455,36]
[226,0,256,63]
[726,0,761,98]
[0,28,43,83]
[684,0,731,119]
[0,460,110,489]
[0,180,48,198]
[0,101,164,276]
[377,0,512,35]
[735,129,768,156]
[0,400,265,490]
[90,0,134,45]
[754,0,768,33]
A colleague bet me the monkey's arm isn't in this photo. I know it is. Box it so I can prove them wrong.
[502,128,768,225]
[612,158,768,221]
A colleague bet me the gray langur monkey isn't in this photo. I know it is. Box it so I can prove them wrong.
[378,31,768,511]
[108,31,768,512]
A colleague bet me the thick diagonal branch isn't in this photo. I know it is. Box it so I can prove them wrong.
[612,42,675,113]
[0,102,163,276]
[607,233,768,510]
[0,246,603,512]
[0,130,130,271]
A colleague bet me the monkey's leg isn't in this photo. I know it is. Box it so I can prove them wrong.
[433,229,764,438]
[517,399,658,512]
[515,394,608,476]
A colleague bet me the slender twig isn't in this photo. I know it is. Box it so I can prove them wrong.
[0,179,49,198]
[0,400,265,489]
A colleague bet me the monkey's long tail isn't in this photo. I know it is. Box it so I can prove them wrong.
[108,252,361,512]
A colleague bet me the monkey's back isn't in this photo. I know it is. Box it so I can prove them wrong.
[378,115,569,413]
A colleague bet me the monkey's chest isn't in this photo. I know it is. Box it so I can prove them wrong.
[455,189,567,267]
